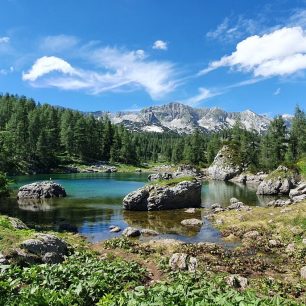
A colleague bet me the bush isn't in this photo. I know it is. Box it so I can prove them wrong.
[0,172,9,197]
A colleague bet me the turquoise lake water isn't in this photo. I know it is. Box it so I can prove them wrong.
[0,173,274,243]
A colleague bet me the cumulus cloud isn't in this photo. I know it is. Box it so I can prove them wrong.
[22,47,177,99]
[200,27,306,78]
[152,40,168,50]
[40,35,79,52]
[0,37,10,44]
[184,87,222,106]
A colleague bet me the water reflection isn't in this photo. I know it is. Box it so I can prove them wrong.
[0,173,280,243]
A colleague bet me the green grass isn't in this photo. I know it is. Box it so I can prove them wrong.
[148,176,195,187]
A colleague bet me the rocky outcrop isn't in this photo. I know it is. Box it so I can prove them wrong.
[256,166,298,195]
[226,275,248,290]
[17,181,66,199]
[289,183,306,203]
[123,180,202,211]
[207,146,241,181]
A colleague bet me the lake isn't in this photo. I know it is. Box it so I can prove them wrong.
[0,173,275,244]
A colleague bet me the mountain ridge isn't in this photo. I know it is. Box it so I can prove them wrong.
[92,102,291,134]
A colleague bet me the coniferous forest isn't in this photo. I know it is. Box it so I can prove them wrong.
[1,93,306,175]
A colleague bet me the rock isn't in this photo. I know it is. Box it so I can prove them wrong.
[285,243,295,253]
[105,166,117,173]
[290,226,303,236]
[110,226,121,233]
[8,217,28,229]
[0,253,8,264]
[268,239,281,247]
[20,234,68,258]
[169,253,197,272]
[228,202,247,210]
[215,219,224,225]
[135,169,142,173]
[42,252,64,264]
[140,228,159,236]
[211,203,222,210]
[230,198,239,204]
[212,207,224,213]
[302,238,306,245]
[181,218,203,227]
[17,181,66,199]
[169,253,188,270]
[188,256,198,272]
[226,275,248,290]
[223,234,238,242]
[184,208,196,213]
[148,173,173,181]
[243,231,260,239]
[256,166,297,195]
[301,266,306,279]
[123,180,202,211]
[122,227,141,237]
[289,183,306,202]
[207,146,241,181]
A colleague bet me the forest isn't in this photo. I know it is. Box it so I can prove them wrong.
[0,93,306,175]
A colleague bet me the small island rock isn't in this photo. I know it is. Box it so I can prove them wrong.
[17,181,66,199]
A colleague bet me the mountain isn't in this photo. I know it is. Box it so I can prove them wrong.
[92,102,289,134]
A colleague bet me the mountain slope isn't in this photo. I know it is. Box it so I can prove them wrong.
[92,102,284,134]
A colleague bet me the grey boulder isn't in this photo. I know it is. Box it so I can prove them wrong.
[17,181,66,199]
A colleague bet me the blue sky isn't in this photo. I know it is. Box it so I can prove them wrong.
[1,0,306,115]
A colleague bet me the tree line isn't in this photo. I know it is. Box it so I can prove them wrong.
[0,93,306,175]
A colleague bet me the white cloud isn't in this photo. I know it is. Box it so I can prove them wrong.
[201,27,306,78]
[152,40,168,50]
[206,16,260,43]
[40,35,79,52]
[184,87,222,106]
[22,48,177,99]
[22,56,78,81]
[274,87,281,95]
[0,37,10,44]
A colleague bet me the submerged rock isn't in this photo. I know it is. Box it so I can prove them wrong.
[181,218,203,227]
[123,180,202,211]
[110,226,121,233]
[17,181,66,199]
[140,228,159,236]
[207,146,241,181]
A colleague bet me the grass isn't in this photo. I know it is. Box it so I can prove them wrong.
[148,176,195,187]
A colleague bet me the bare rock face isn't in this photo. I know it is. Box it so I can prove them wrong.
[123,180,202,211]
[257,166,298,195]
[17,181,66,199]
[207,146,241,181]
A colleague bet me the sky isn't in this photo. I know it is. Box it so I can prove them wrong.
[1,0,306,115]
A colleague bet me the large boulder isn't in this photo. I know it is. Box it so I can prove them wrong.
[257,166,298,195]
[207,146,241,181]
[17,181,67,199]
[123,180,202,211]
